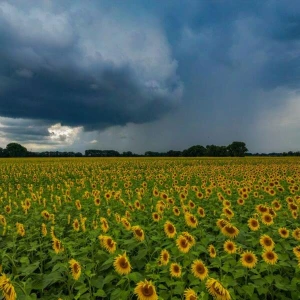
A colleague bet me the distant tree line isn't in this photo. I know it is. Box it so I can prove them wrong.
[0,141,246,157]
[1,141,299,158]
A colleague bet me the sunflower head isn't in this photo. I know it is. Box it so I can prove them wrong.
[160,249,170,266]
[240,251,257,268]
[164,221,177,238]
[261,213,274,226]
[182,232,196,247]
[293,228,300,241]
[170,263,182,278]
[278,227,289,238]
[113,253,131,275]
[134,280,158,300]
[184,213,198,228]
[173,206,180,216]
[293,245,300,258]
[208,245,217,258]
[0,274,17,300]
[259,234,275,250]
[69,259,81,280]
[206,278,231,300]
[184,288,198,300]
[152,212,160,222]
[132,226,145,242]
[224,240,237,254]
[216,219,228,229]
[248,218,260,231]
[221,224,239,239]
[262,250,278,265]
[191,259,208,280]
[197,207,205,217]
[176,235,191,253]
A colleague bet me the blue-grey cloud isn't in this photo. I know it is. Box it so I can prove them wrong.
[1,0,300,153]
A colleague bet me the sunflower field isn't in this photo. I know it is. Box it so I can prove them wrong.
[0,157,299,300]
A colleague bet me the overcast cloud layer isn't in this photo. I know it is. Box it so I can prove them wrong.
[1,0,300,153]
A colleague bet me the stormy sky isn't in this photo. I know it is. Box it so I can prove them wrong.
[1,0,300,153]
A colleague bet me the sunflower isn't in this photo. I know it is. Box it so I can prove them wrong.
[182,232,196,247]
[292,228,300,241]
[113,253,131,275]
[0,215,6,226]
[256,204,268,214]
[134,200,141,209]
[221,224,239,239]
[240,251,257,268]
[99,235,117,253]
[216,219,228,229]
[206,278,231,300]
[100,217,109,233]
[115,213,121,223]
[278,227,289,238]
[237,198,245,206]
[159,249,170,266]
[197,207,205,218]
[152,212,160,222]
[94,197,101,206]
[41,210,51,220]
[196,191,204,199]
[164,221,177,238]
[208,245,217,258]
[41,223,47,236]
[75,200,81,210]
[223,200,231,207]
[259,235,275,250]
[121,217,131,230]
[69,259,81,280]
[262,250,278,265]
[173,206,180,216]
[272,200,281,211]
[224,240,237,254]
[184,288,198,300]
[72,219,80,231]
[261,213,273,226]
[176,235,191,253]
[15,222,25,237]
[288,202,298,212]
[52,238,64,254]
[191,260,208,280]
[134,280,158,300]
[292,211,298,219]
[132,226,145,242]
[170,263,182,278]
[4,205,11,214]
[185,213,198,228]
[0,273,17,300]
[187,200,195,209]
[293,245,300,258]
[248,218,260,231]
[223,207,234,219]
[153,188,159,197]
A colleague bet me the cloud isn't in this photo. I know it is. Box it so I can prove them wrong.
[1,1,300,153]
[255,90,300,152]
[48,123,82,144]
[0,1,182,131]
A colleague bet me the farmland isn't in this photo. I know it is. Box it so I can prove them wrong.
[0,157,299,300]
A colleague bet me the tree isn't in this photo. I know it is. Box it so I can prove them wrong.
[227,141,248,157]
[6,143,28,157]
[182,145,206,157]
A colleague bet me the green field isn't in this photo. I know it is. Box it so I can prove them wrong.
[0,157,299,300]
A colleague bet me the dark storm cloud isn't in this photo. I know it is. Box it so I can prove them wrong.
[1,0,300,152]
[0,1,182,131]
